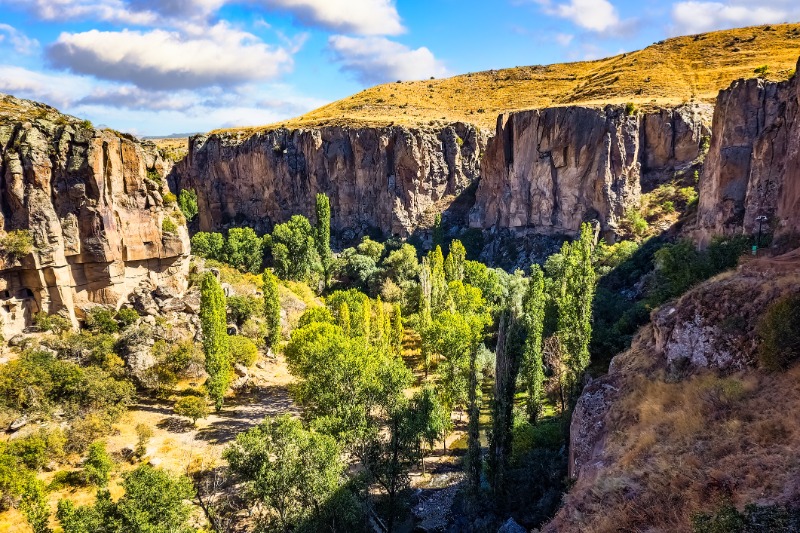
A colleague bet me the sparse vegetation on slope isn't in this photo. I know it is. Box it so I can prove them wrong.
[217,23,800,131]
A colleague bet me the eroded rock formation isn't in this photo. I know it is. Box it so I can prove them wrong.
[0,95,190,337]
[696,59,800,244]
[173,123,489,239]
[469,104,712,237]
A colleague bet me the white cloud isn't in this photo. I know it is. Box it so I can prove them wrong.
[670,1,796,35]
[46,23,294,90]
[328,36,449,85]
[555,32,575,46]
[0,0,159,25]
[127,0,227,19]
[257,0,404,35]
[550,0,620,32]
[76,86,197,111]
[0,65,92,108]
[0,24,39,54]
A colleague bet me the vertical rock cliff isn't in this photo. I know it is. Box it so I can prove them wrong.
[469,104,712,238]
[173,123,489,239]
[696,58,800,244]
[0,95,190,338]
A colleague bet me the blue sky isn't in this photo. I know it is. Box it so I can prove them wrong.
[0,0,797,136]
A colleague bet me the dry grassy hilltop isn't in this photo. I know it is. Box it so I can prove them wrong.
[218,23,800,132]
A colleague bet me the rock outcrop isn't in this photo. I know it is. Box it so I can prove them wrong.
[0,94,190,338]
[172,123,489,239]
[696,59,800,244]
[469,104,712,238]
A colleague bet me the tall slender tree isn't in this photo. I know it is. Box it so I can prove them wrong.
[375,296,385,345]
[444,239,466,282]
[391,304,403,354]
[201,272,232,411]
[556,223,597,400]
[419,257,433,376]
[465,345,481,495]
[262,269,281,348]
[521,265,546,424]
[315,193,332,286]
[338,301,351,337]
[362,297,371,345]
[430,246,447,312]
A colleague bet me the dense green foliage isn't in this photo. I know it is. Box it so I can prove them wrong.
[57,465,195,533]
[229,335,258,367]
[83,442,112,487]
[191,229,264,273]
[178,189,199,221]
[200,272,232,411]
[174,394,210,425]
[757,293,800,371]
[269,215,320,281]
[224,414,346,531]
[520,265,546,423]
[262,269,282,347]
[315,193,332,284]
[0,229,34,261]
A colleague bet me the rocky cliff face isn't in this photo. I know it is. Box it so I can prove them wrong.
[0,95,190,338]
[696,59,800,244]
[469,104,712,238]
[173,123,489,239]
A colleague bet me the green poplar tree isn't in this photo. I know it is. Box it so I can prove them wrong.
[444,240,466,282]
[375,296,385,345]
[556,223,596,400]
[362,297,371,344]
[521,264,546,423]
[262,269,281,348]
[338,301,351,337]
[392,304,403,354]
[430,246,447,312]
[201,272,232,411]
[315,193,332,286]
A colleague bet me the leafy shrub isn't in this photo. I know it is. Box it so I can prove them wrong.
[661,200,675,214]
[753,65,770,77]
[178,189,198,221]
[116,308,139,328]
[623,208,648,238]
[227,295,260,327]
[162,192,177,204]
[7,430,65,470]
[33,312,72,334]
[83,441,112,487]
[757,293,800,371]
[0,230,33,261]
[625,102,636,116]
[162,218,178,234]
[229,335,258,367]
[135,423,152,458]
[174,395,209,425]
[85,307,119,334]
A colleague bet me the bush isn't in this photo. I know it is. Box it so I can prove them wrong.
[625,102,636,116]
[116,308,139,328]
[226,227,264,273]
[85,307,119,334]
[174,395,209,425]
[162,218,178,234]
[229,336,258,367]
[84,441,112,487]
[0,230,33,261]
[178,189,199,221]
[227,295,260,327]
[33,312,72,334]
[757,293,800,371]
[162,192,177,204]
[754,65,770,77]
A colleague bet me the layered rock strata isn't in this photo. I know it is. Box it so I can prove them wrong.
[173,123,489,239]
[469,104,713,237]
[696,59,800,244]
[0,95,190,337]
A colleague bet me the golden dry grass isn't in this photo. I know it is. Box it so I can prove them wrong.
[218,23,800,133]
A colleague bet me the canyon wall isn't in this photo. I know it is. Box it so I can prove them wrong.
[0,95,190,338]
[173,123,489,239]
[696,58,800,244]
[469,104,713,237]
[176,106,712,243]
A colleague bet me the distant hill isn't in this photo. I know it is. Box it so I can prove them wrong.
[219,23,800,132]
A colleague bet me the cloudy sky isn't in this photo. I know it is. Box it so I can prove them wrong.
[0,0,797,136]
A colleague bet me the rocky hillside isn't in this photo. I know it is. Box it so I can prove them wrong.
[545,59,800,532]
[177,25,800,242]
[223,23,800,130]
[173,123,488,238]
[548,251,800,532]
[470,104,712,238]
[0,94,190,338]
[695,57,800,246]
